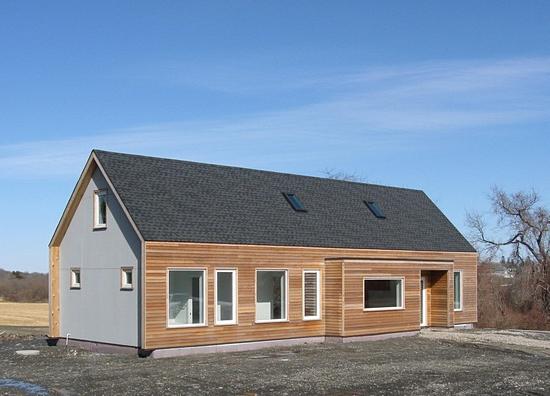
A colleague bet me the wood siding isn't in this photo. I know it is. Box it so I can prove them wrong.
[453,254,478,324]
[337,260,453,336]
[429,271,450,326]
[144,242,477,349]
[343,262,422,336]
[49,246,60,337]
[324,261,343,336]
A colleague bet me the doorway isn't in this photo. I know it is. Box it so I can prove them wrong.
[420,275,428,327]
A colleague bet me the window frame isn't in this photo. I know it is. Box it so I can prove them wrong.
[365,201,386,219]
[214,269,238,326]
[70,268,81,289]
[363,276,405,312]
[303,270,321,321]
[282,192,307,212]
[166,268,207,329]
[93,189,108,229]
[255,269,289,323]
[120,267,134,290]
[453,270,463,312]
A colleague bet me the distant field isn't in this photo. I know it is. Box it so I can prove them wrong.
[0,302,48,327]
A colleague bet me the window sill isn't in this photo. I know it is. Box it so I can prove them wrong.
[214,321,237,326]
[93,225,107,231]
[167,323,207,329]
[303,317,321,321]
[70,286,81,290]
[255,319,289,324]
[120,286,133,291]
[454,308,463,312]
[363,307,404,312]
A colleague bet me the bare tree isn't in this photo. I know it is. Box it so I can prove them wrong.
[322,169,365,182]
[467,187,550,313]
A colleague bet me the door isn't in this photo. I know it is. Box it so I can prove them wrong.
[420,276,428,327]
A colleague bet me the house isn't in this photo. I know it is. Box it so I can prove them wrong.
[48,150,477,357]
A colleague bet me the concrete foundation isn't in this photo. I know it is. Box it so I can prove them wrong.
[48,330,423,358]
[151,331,420,358]
[47,337,138,355]
[454,323,475,330]
[151,337,326,358]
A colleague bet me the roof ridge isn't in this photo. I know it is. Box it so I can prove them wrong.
[92,149,424,193]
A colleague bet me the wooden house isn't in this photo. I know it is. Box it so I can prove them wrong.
[49,150,477,356]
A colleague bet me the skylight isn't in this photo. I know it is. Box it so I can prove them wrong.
[365,201,386,219]
[283,193,307,212]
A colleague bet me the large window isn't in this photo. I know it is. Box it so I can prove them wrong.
[454,271,463,311]
[364,278,404,311]
[93,190,107,229]
[215,270,236,325]
[256,270,287,322]
[303,270,320,320]
[168,269,205,327]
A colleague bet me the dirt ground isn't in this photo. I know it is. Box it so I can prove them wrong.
[1,327,550,395]
[0,303,48,327]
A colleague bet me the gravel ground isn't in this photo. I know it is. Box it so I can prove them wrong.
[1,327,550,395]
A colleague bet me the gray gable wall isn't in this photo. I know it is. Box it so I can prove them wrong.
[94,150,475,253]
[59,167,141,346]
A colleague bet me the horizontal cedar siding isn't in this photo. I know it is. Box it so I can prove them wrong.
[453,255,478,324]
[324,261,343,336]
[144,242,477,349]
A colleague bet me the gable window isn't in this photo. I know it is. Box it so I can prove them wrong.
[70,268,81,289]
[215,269,237,325]
[94,190,107,229]
[121,267,133,290]
[454,271,463,311]
[364,278,404,311]
[283,192,307,212]
[256,270,288,322]
[303,270,320,320]
[168,269,206,327]
[365,201,386,219]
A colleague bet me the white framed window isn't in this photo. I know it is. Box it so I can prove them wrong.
[93,190,107,229]
[255,269,288,323]
[454,270,463,311]
[70,268,81,289]
[303,270,320,320]
[121,267,133,290]
[215,269,237,325]
[167,269,206,328]
[363,277,404,311]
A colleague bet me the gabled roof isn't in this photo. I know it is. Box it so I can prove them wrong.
[91,150,475,253]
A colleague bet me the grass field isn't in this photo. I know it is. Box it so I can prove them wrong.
[0,302,48,327]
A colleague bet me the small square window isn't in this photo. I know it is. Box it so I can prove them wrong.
[70,268,81,289]
[121,267,133,290]
[94,190,107,229]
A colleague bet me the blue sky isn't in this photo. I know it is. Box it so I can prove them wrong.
[1,1,549,272]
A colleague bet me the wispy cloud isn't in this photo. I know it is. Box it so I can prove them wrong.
[2,56,550,179]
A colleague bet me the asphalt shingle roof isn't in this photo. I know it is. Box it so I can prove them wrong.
[94,150,475,253]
